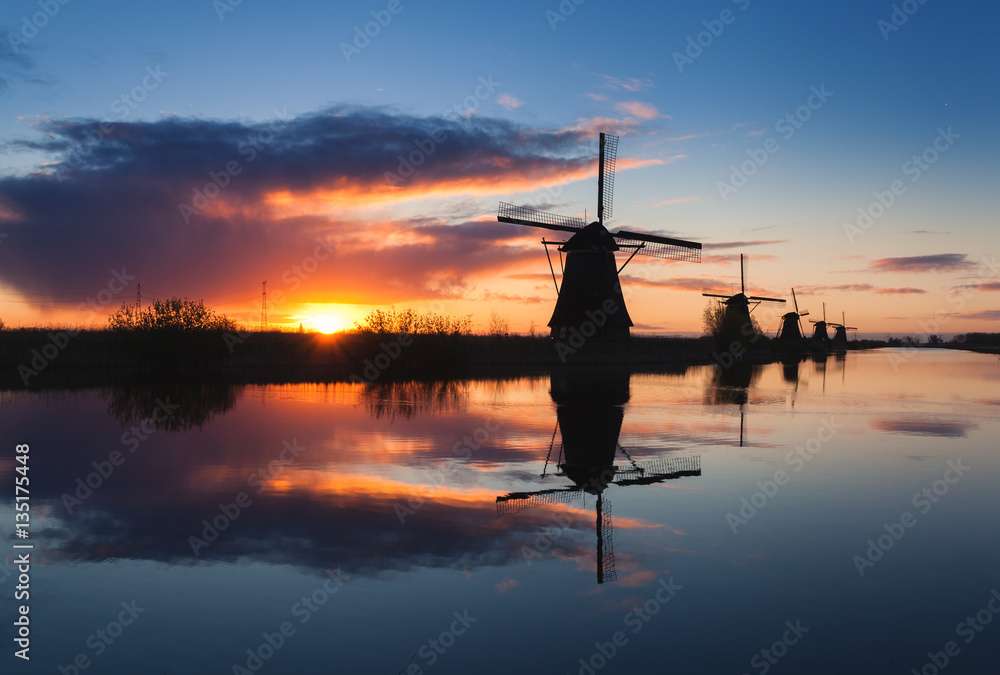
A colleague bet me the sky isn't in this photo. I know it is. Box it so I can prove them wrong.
[0,0,997,335]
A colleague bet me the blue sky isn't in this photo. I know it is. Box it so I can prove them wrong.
[0,0,997,333]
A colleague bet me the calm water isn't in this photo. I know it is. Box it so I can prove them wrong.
[1,349,998,674]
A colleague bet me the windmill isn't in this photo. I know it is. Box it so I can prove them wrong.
[497,133,702,340]
[495,368,701,584]
[776,288,809,346]
[704,361,761,447]
[829,311,857,348]
[497,455,701,584]
[809,303,831,342]
[702,254,785,345]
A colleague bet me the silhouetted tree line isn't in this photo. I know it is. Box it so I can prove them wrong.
[108,298,238,332]
[955,332,1000,345]
[353,306,472,335]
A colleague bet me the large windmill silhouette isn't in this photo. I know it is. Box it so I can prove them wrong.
[497,133,702,340]
[495,369,701,584]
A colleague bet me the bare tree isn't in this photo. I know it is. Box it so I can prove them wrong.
[487,309,510,337]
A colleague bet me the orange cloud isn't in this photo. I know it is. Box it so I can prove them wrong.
[497,93,524,110]
[652,195,700,207]
[615,101,663,120]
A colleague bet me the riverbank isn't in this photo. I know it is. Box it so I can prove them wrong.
[0,328,891,389]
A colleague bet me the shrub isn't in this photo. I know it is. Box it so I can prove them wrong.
[108,298,238,332]
[353,306,472,335]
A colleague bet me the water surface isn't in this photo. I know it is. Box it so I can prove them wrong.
[1,349,998,674]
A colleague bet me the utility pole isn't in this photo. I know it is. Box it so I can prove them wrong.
[261,281,267,330]
[136,283,141,310]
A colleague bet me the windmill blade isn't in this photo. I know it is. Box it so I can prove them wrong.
[747,296,786,304]
[613,230,702,262]
[611,455,702,486]
[498,202,585,233]
[702,293,731,299]
[792,289,806,334]
[495,487,584,516]
[598,133,619,222]
[596,492,617,584]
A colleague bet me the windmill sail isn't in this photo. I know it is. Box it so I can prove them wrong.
[597,493,616,583]
[598,132,618,223]
[612,230,702,262]
[498,202,585,233]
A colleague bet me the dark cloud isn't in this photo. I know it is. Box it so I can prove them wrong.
[877,287,926,295]
[796,284,925,295]
[0,107,604,308]
[957,282,1000,292]
[796,284,875,294]
[951,310,1000,320]
[702,239,788,250]
[619,275,728,293]
[699,253,777,265]
[869,254,974,273]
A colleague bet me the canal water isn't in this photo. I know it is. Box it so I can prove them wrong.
[1,349,998,674]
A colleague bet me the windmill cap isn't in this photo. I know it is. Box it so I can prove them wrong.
[562,221,618,251]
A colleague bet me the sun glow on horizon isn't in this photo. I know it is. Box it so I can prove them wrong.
[311,314,348,334]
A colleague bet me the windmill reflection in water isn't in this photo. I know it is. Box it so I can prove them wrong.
[496,368,701,584]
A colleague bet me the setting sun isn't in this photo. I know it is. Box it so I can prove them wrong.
[312,314,346,334]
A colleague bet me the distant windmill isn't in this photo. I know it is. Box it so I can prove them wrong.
[497,133,702,340]
[776,288,809,345]
[829,311,857,348]
[809,303,831,342]
[703,254,785,344]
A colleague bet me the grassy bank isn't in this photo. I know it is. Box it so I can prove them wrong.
[0,328,725,388]
[0,327,906,390]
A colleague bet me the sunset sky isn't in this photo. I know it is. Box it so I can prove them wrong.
[0,0,996,335]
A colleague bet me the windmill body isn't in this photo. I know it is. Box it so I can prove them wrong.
[829,311,857,348]
[550,367,629,477]
[810,303,831,344]
[831,325,847,345]
[718,293,753,339]
[497,133,701,341]
[548,223,634,340]
[496,368,701,584]
[776,287,809,347]
[777,312,804,342]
